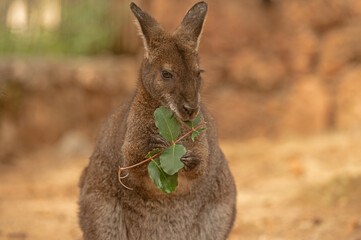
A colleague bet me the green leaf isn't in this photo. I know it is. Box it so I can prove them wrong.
[148,158,178,194]
[154,107,180,142]
[185,113,201,128]
[191,128,207,142]
[145,148,160,158]
[160,144,186,175]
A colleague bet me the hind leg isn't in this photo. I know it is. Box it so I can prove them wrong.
[79,190,127,240]
[188,195,236,240]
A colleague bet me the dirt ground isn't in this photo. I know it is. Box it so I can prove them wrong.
[1,129,361,240]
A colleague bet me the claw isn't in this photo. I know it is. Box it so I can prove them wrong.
[150,135,169,150]
[180,150,199,171]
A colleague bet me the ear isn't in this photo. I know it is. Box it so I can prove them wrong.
[130,2,163,58]
[173,1,208,51]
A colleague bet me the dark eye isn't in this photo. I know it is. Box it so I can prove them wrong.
[161,70,173,80]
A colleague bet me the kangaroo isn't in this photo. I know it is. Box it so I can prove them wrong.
[78,2,236,240]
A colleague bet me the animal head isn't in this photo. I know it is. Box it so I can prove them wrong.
[130,1,208,121]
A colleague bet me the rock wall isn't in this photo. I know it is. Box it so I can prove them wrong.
[1,0,361,157]
[152,0,361,138]
[0,57,137,159]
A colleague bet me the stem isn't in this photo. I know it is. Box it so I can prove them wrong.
[118,121,207,189]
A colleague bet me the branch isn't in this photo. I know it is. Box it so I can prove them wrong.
[118,121,207,190]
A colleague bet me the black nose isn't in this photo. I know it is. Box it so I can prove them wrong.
[183,104,198,118]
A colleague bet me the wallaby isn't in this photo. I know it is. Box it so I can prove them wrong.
[78,2,236,240]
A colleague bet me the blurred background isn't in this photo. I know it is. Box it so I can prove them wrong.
[1,0,361,239]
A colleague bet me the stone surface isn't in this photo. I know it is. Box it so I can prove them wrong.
[318,23,361,76]
[281,76,331,135]
[335,68,361,129]
[1,0,361,154]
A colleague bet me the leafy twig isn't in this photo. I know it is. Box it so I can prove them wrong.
[118,121,207,190]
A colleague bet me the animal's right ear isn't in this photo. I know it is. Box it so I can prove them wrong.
[174,1,208,51]
[130,2,163,59]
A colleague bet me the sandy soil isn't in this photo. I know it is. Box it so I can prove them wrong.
[1,130,361,240]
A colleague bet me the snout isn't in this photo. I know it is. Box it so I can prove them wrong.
[181,103,199,121]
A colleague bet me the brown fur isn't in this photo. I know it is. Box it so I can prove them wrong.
[78,2,236,239]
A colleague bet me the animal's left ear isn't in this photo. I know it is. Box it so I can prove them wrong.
[173,1,208,51]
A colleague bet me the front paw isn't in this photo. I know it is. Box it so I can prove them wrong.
[149,135,169,150]
[181,150,200,171]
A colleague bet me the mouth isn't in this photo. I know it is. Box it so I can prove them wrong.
[181,105,200,122]
[168,103,199,122]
